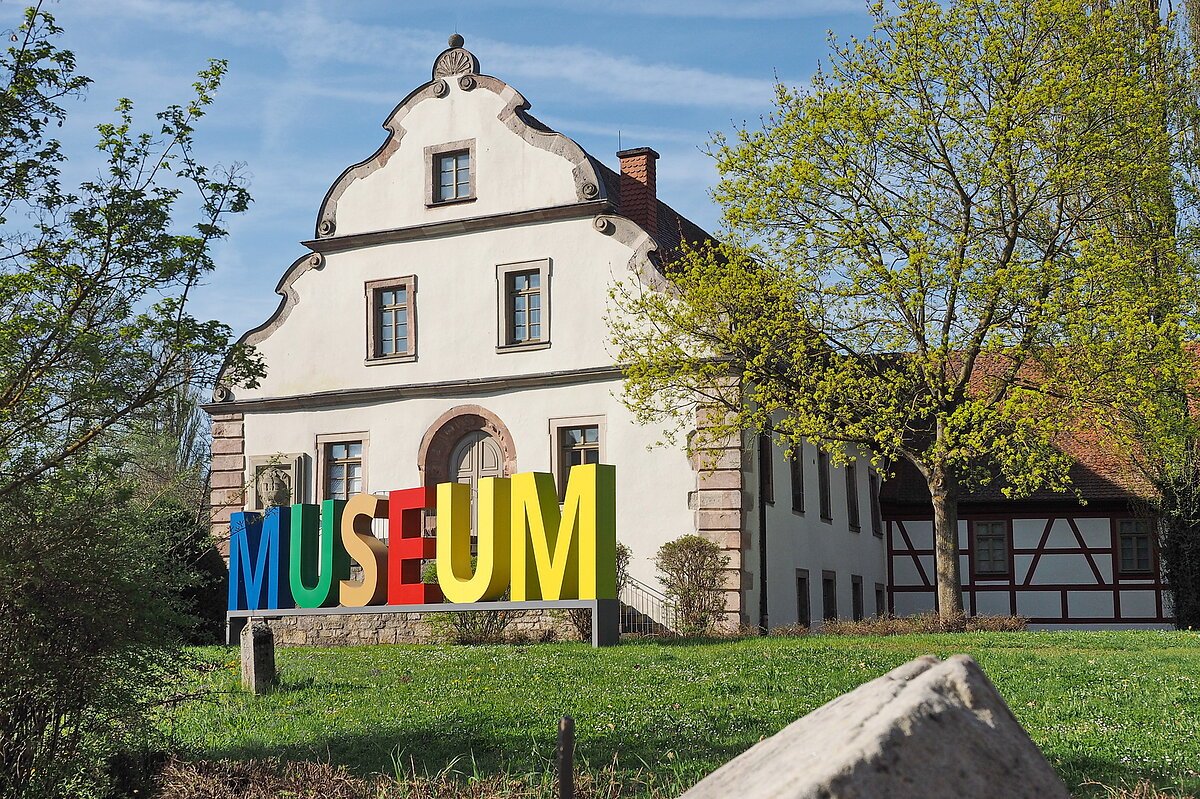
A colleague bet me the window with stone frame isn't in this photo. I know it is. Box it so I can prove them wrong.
[558,424,599,495]
[972,520,1009,577]
[496,259,551,351]
[1117,518,1154,575]
[365,276,416,361]
[324,441,363,501]
[549,416,605,500]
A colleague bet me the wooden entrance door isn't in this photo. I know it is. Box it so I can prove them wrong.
[450,430,504,535]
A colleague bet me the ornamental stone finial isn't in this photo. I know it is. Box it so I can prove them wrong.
[433,34,479,80]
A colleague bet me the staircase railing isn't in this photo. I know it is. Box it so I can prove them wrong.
[619,575,677,636]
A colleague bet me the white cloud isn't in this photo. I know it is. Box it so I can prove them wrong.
[69,0,777,109]
[503,0,868,18]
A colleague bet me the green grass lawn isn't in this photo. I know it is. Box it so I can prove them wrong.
[167,631,1200,796]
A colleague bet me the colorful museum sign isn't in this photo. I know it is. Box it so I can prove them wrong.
[227,463,616,611]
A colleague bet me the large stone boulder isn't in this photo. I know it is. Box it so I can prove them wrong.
[680,654,1069,799]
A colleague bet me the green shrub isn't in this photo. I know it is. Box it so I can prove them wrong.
[655,535,729,636]
[0,465,196,798]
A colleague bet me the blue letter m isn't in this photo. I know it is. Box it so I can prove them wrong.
[228,507,294,611]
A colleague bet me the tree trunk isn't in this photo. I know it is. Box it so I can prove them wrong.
[929,468,965,623]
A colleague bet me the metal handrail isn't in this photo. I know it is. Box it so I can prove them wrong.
[619,575,677,636]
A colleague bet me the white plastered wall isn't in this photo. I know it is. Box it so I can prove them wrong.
[749,440,888,628]
[332,81,584,238]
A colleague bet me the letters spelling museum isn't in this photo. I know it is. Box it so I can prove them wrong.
[228,464,617,612]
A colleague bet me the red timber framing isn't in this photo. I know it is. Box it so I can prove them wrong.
[884,510,1169,625]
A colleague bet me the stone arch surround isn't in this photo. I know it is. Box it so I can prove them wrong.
[417,404,518,488]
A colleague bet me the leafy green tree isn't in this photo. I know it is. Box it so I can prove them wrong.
[613,0,1193,621]
[0,5,259,795]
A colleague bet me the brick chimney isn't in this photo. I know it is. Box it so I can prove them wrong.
[617,147,660,235]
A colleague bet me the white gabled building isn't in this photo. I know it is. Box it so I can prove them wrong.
[204,35,889,639]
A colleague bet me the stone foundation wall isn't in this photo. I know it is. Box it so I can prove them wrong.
[261,609,580,646]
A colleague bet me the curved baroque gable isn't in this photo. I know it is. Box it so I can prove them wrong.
[314,37,604,240]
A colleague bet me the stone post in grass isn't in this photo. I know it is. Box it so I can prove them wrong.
[240,620,276,694]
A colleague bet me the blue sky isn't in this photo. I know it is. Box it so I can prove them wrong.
[6,0,874,338]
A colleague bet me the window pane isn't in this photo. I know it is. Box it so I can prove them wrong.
[585,427,598,443]
[349,443,362,458]
[529,272,540,289]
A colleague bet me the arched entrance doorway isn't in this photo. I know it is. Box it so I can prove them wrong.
[417,405,518,533]
[450,429,504,531]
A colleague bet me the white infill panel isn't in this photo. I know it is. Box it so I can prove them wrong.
[1015,591,1060,618]
[1119,590,1158,619]
[1066,591,1113,619]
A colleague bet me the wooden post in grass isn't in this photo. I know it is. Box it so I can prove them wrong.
[557,715,575,799]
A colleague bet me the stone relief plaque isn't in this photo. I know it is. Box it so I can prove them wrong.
[247,453,308,510]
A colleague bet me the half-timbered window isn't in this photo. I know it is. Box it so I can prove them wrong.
[875,583,886,616]
[973,520,1009,576]
[1118,518,1153,575]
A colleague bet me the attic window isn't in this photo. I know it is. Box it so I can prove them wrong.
[425,139,476,206]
